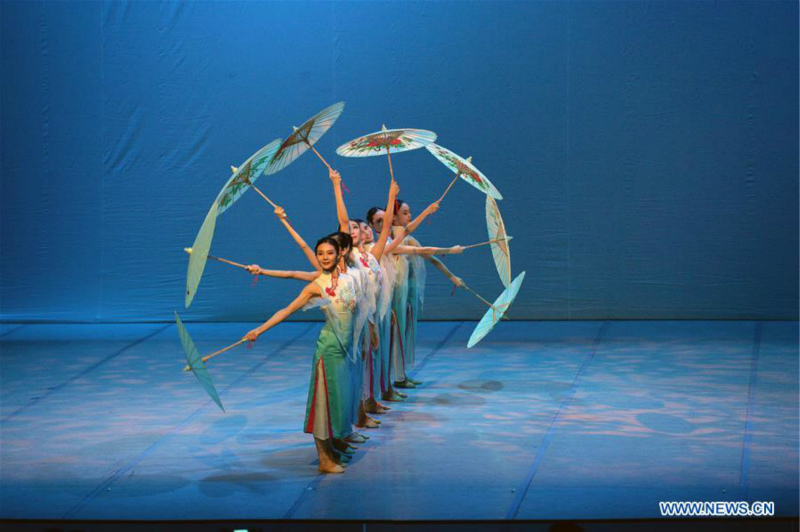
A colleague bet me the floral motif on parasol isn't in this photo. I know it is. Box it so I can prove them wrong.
[216,138,282,215]
[425,143,503,201]
[467,272,525,348]
[265,101,345,175]
[486,196,512,287]
[336,125,437,183]
[336,125,436,158]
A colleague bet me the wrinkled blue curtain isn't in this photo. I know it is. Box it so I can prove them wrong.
[1,1,797,322]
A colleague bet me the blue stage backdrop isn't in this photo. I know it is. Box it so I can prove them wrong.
[1,1,797,322]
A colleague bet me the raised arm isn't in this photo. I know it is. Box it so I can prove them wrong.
[330,169,349,233]
[274,206,322,272]
[371,180,400,260]
[246,264,320,282]
[384,201,440,255]
[244,283,321,341]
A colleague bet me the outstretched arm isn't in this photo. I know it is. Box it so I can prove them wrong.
[330,169,349,233]
[244,283,321,341]
[426,256,465,287]
[246,264,320,282]
[371,180,400,260]
[393,245,464,256]
[384,201,440,255]
[274,206,322,272]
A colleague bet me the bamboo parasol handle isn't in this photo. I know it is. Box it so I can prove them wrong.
[437,172,461,203]
[305,140,333,172]
[250,183,278,209]
[386,146,396,183]
[460,284,512,321]
[184,248,249,270]
[462,237,511,250]
[183,339,247,371]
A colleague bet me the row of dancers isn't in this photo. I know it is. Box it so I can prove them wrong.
[241,168,464,473]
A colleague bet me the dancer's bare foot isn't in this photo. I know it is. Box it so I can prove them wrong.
[394,379,416,389]
[345,433,366,444]
[363,416,381,428]
[365,398,391,413]
[409,377,422,385]
[382,392,405,402]
[333,438,356,454]
[315,438,345,474]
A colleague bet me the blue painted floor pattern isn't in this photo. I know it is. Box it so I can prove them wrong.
[0,321,797,520]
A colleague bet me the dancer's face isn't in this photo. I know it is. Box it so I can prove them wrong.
[348,220,361,246]
[360,222,374,244]
[316,243,339,271]
[370,210,385,233]
[395,202,411,226]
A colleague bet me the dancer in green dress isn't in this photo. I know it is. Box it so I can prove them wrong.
[244,236,353,474]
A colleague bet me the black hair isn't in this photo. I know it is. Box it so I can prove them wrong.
[395,198,409,210]
[314,236,340,254]
[327,231,353,251]
[353,218,366,226]
[366,206,383,225]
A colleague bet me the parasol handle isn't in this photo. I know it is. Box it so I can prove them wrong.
[183,339,247,371]
[462,284,497,310]
[437,172,461,203]
[184,248,249,270]
[386,146,396,183]
[461,237,512,250]
[250,184,279,209]
[461,284,512,321]
[306,141,333,172]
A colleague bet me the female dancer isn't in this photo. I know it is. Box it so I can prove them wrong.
[328,171,454,421]
[243,236,354,474]
[368,200,465,391]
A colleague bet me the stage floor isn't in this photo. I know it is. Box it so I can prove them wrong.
[1,320,797,521]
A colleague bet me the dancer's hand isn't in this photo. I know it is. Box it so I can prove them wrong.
[449,245,464,254]
[427,202,440,214]
[390,180,400,197]
[370,327,379,351]
[246,264,262,275]
[274,206,287,220]
[329,169,341,184]
[244,327,262,342]
[451,276,465,288]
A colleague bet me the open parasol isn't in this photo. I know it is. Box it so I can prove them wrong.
[185,202,218,308]
[217,138,283,214]
[425,143,502,202]
[176,312,228,412]
[185,139,282,308]
[467,272,526,348]
[265,102,345,175]
[336,125,437,182]
[486,196,512,287]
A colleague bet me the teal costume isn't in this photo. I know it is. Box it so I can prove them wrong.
[303,271,358,440]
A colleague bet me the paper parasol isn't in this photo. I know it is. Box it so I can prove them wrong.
[185,201,219,308]
[336,125,437,182]
[176,313,226,412]
[265,102,345,175]
[425,143,502,202]
[486,196,512,287]
[467,272,525,348]
[216,138,282,215]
